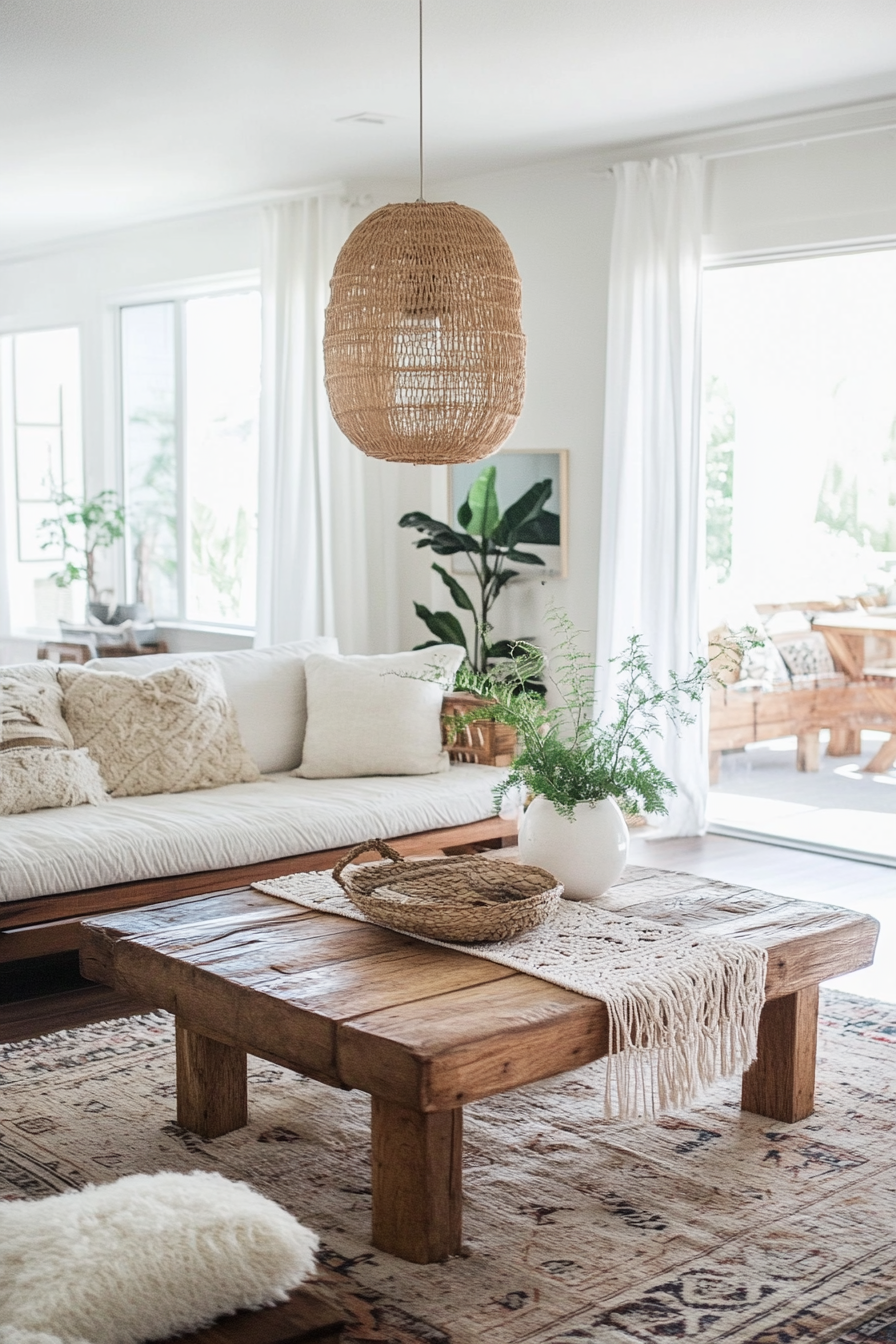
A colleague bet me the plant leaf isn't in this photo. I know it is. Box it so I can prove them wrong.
[515,509,561,545]
[400,510,478,554]
[505,548,545,565]
[491,568,519,596]
[413,603,468,652]
[494,479,553,546]
[457,498,473,531]
[465,466,500,538]
[432,563,475,612]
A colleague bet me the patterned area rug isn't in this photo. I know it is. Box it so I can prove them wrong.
[1,990,895,1344]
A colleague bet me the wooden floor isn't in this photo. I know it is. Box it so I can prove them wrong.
[630,832,896,1003]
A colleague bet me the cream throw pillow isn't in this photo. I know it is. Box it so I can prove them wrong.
[0,747,107,815]
[0,664,73,751]
[59,660,261,798]
[296,645,465,779]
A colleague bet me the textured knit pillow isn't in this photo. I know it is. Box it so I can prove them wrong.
[0,1170,319,1344]
[0,747,107,815]
[0,664,73,751]
[776,633,836,678]
[296,645,465,778]
[59,660,261,798]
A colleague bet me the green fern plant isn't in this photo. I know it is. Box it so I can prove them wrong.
[448,608,742,819]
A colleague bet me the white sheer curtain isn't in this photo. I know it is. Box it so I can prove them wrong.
[255,194,400,653]
[595,155,706,836]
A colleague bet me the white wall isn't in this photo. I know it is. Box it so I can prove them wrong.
[705,126,896,258]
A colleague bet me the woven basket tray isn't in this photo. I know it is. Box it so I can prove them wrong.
[332,839,562,944]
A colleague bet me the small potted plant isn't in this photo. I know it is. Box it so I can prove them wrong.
[40,489,127,623]
[449,609,734,900]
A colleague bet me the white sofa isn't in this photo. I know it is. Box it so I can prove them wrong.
[0,640,516,972]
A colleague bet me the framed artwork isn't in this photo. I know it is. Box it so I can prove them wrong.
[449,449,568,578]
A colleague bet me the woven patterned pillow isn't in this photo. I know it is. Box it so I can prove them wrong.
[59,660,261,798]
[776,633,836,679]
[0,747,107,815]
[0,664,73,751]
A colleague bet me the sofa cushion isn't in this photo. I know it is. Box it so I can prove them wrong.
[296,646,466,779]
[0,765,506,901]
[0,663,73,751]
[59,661,261,798]
[85,638,338,773]
[0,747,107,816]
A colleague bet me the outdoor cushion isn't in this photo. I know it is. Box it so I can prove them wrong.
[776,632,836,678]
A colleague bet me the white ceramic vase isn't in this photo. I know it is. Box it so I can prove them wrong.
[518,795,630,902]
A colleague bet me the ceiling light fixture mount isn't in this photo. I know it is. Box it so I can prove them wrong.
[323,0,526,466]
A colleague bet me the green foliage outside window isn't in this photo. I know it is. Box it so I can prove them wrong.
[816,416,896,553]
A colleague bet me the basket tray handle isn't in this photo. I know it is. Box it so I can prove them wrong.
[332,838,404,888]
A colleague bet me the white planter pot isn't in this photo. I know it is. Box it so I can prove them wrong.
[518,795,630,902]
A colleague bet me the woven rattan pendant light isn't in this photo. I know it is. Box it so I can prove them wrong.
[323,2,526,465]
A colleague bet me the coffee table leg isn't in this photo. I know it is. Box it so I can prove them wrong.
[741,985,819,1123]
[370,1098,462,1263]
[176,1019,248,1139]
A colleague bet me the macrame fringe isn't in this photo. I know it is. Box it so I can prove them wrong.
[601,942,767,1119]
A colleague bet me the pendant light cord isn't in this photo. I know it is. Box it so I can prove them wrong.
[417,0,424,202]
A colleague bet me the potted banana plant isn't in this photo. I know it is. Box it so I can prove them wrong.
[399,463,560,675]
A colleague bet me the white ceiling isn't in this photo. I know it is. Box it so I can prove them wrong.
[4,0,896,255]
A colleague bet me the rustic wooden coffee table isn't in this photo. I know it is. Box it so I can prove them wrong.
[81,867,878,1265]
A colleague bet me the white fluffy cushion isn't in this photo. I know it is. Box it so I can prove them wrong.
[0,747,107,816]
[59,661,261,798]
[85,638,338,773]
[296,645,465,779]
[0,664,73,751]
[0,1170,319,1344]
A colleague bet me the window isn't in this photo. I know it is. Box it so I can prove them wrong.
[121,288,261,627]
[702,249,896,605]
[0,327,84,631]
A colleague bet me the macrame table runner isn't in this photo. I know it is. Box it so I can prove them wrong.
[253,869,768,1121]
